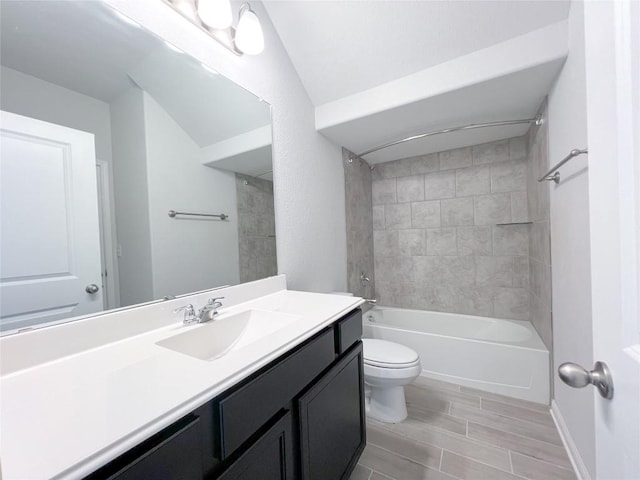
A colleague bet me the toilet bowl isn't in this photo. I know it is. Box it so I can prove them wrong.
[362,338,421,423]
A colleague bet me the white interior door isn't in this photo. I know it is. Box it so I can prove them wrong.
[0,110,103,332]
[584,1,640,478]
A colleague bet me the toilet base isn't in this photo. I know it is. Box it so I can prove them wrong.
[365,384,408,423]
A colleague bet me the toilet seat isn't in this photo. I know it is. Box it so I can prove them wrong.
[364,357,421,369]
[363,339,419,369]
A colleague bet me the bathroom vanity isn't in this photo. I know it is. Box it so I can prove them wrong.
[0,276,366,479]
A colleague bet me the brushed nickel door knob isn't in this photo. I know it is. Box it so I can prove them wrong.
[85,284,100,294]
[558,361,614,399]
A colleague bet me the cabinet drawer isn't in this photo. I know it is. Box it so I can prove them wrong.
[335,309,362,354]
[87,416,202,480]
[217,328,335,458]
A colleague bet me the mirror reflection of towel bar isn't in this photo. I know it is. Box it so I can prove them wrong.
[168,210,228,220]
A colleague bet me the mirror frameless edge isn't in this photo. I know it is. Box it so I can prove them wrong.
[0,1,274,336]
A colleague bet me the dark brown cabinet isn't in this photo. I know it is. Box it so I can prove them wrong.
[86,416,203,480]
[299,344,365,480]
[87,308,364,480]
[217,411,294,480]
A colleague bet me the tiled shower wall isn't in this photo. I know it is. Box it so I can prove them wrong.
[235,174,277,283]
[371,137,531,320]
[343,148,376,299]
[526,106,553,350]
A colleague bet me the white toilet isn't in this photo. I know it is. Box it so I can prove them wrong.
[362,338,421,423]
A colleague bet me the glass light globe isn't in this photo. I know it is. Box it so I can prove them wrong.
[235,5,264,55]
[197,0,232,30]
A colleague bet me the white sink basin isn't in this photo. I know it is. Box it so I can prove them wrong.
[156,309,301,361]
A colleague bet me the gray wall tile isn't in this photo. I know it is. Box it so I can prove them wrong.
[413,256,475,286]
[493,225,529,255]
[456,165,491,197]
[370,163,383,181]
[365,134,546,329]
[473,140,509,165]
[412,200,441,228]
[424,284,460,312]
[374,230,399,257]
[376,256,414,286]
[439,146,472,170]
[457,226,493,256]
[525,103,552,353]
[475,256,514,287]
[513,256,530,288]
[424,171,455,200]
[458,286,494,316]
[531,293,553,350]
[399,229,426,256]
[381,158,412,178]
[426,227,458,255]
[343,148,375,299]
[511,192,529,223]
[494,287,530,320]
[410,153,439,175]
[491,159,527,193]
[372,205,385,230]
[397,175,425,203]
[385,203,412,230]
[509,136,528,160]
[236,174,277,283]
[474,193,512,225]
[372,178,396,205]
[441,197,474,226]
[530,221,551,263]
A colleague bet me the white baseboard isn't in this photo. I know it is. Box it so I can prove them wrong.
[550,400,591,480]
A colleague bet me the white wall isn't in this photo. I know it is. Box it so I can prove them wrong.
[105,0,348,293]
[0,66,113,164]
[547,1,595,477]
[142,92,240,298]
[110,87,155,306]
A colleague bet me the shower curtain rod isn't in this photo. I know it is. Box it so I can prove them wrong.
[349,115,543,161]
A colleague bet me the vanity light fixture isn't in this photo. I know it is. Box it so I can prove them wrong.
[234,3,264,55]
[164,0,264,56]
[197,0,232,30]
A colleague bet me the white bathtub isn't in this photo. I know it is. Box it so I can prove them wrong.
[363,306,549,404]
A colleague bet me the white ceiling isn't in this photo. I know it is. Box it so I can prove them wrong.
[264,0,571,106]
[264,0,571,163]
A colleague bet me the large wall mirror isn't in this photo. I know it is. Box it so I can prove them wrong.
[0,1,275,334]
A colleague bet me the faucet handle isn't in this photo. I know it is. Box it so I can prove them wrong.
[208,296,225,307]
[174,304,197,324]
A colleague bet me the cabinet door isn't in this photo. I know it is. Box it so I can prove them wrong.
[216,411,294,480]
[298,342,365,480]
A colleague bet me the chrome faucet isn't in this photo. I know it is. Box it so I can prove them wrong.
[197,297,224,323]
[174,304,198,325]
[174,297,224,325]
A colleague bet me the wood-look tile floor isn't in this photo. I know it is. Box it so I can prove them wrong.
[350,377,576,480]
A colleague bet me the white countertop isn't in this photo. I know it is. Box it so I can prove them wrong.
[0,277,364,479]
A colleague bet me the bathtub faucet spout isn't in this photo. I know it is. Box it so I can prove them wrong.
[364,298,377,305]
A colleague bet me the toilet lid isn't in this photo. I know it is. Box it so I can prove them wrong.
[362,339,419,368]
